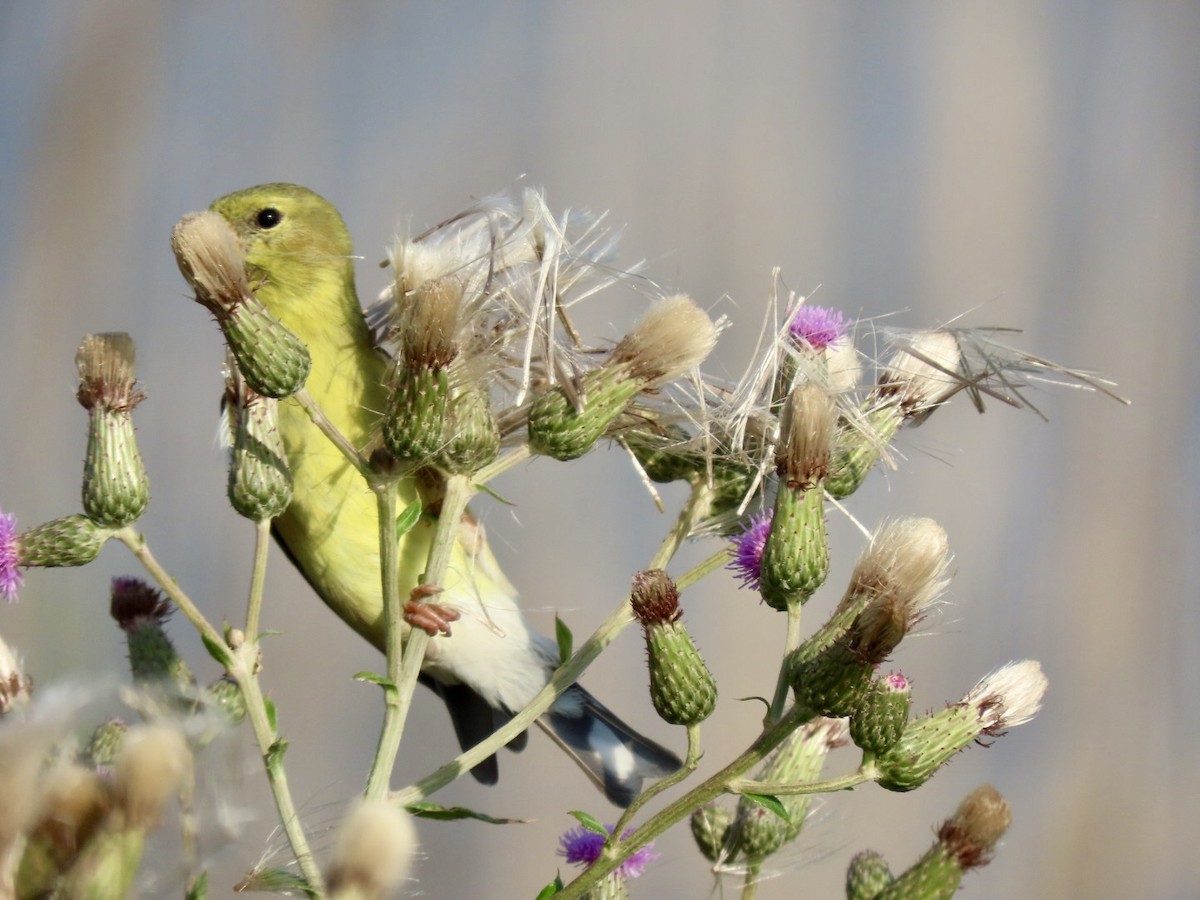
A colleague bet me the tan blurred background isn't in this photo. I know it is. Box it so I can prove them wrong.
[1,3,1195,898]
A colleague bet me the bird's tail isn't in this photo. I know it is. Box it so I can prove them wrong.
[539,685,682,807]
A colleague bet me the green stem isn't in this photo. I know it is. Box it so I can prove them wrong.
[676,547,732,591]
[116,528,324,895]
[555,705,815,900]
[392,477,714,805]
[115,528,224,651]
[474,442,532,485]
[727,759,879,796]
[767,602,803,724]
[245,518,272,640]
[611,723,702,840]
[231,647,326,896]
[741,861,762,900]
[366,474,475,800]
[293,389,373,477]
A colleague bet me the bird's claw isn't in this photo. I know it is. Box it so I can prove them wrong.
[404,585,458,637]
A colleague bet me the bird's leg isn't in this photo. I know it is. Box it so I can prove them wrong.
[403,584,460,637]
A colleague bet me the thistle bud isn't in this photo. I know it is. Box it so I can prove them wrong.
[690,803,733,863]
[17,515,111,569]
[0,629,32,714]
[204,676,247,726]
[381,274,464,462]
[172,211,311,398]
[759,385,835,610]
[630,569,717,726]
[109,577,193,691]
[327,800,417,900]
[76,334,149,527]
[846,849,894,900]
[876,661,1047,792]
[113,724,192,829]
[436,378,501,474]
[875,785,1012,899]
[790,519,948,717]
[730,718,848,862]
[848,671,911,755]
[877,330,963,424]
[825,405,901,499]
[225,363,293,520]
[529,295,716,460]
[0,508,22,603]
[782,304,861,397]
[82,718,129,770]
[23,762,110,877]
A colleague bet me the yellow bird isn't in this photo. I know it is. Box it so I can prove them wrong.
[204,183,679,805]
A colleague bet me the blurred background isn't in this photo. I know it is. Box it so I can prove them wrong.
[1,3,1195,898]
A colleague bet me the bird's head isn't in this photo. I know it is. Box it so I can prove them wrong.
[210,183,355,313]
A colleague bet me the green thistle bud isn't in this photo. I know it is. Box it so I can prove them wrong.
[876,661,1047,792]
[530,295,717,460]
[846,849,894,900]
[383,364,450,461]
[826,404,902,499]
[172,210,311,398]
[382,274,466,463]
[759,487,827,610]
[225,365,292,521]
[528,366,643,460]
[57,824,145,900]
[690,804,733,863]
[789,640,873,718]
[76,334,149,528]
[83,718,129,769]
[759,385,835,609]
[731,718,848,862]
[849,671,911,755]
[17,515,111,568]
[626,425,697,484]
[436,380,500,474]
[109,577,193,691]
[630,569,717,726]
[205,676,247,726]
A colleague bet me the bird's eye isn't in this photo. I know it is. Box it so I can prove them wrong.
[256,207,283,229]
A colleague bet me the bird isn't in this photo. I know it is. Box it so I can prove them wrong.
[202,182,681,806]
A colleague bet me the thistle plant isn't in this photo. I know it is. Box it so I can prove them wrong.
[0,185,1124,898]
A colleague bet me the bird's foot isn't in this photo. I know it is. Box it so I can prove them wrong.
[404,585,459,637]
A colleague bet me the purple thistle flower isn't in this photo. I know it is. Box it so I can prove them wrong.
[557,825,657,880]
[0,507,23,603]
[788,304,847,351]
[728,510,772,592]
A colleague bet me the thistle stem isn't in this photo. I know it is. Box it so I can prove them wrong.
[245,518,272,640]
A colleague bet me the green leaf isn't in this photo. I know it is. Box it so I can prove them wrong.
[265,737,288,769]
[233,868,313,895]
[555,614,573,664]
[740,791,790,823]
[535,874,565,898]
[200,631,232,668]
[395,499,422,539]
[736,694,773,714]
[185,871,208,900]
[474,482,515,506]
[264,697,278,733]
[404,801,530,825]
[353,671,396,690]
[569,810,607,836]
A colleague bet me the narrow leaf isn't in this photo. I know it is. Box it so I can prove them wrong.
[535,874,565,898]
[200,632,232,668]
[405,801,530,825]
[740,791,790,823]
[395,499,422,539]
[569,810,608,836]
[555,614,573,664]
